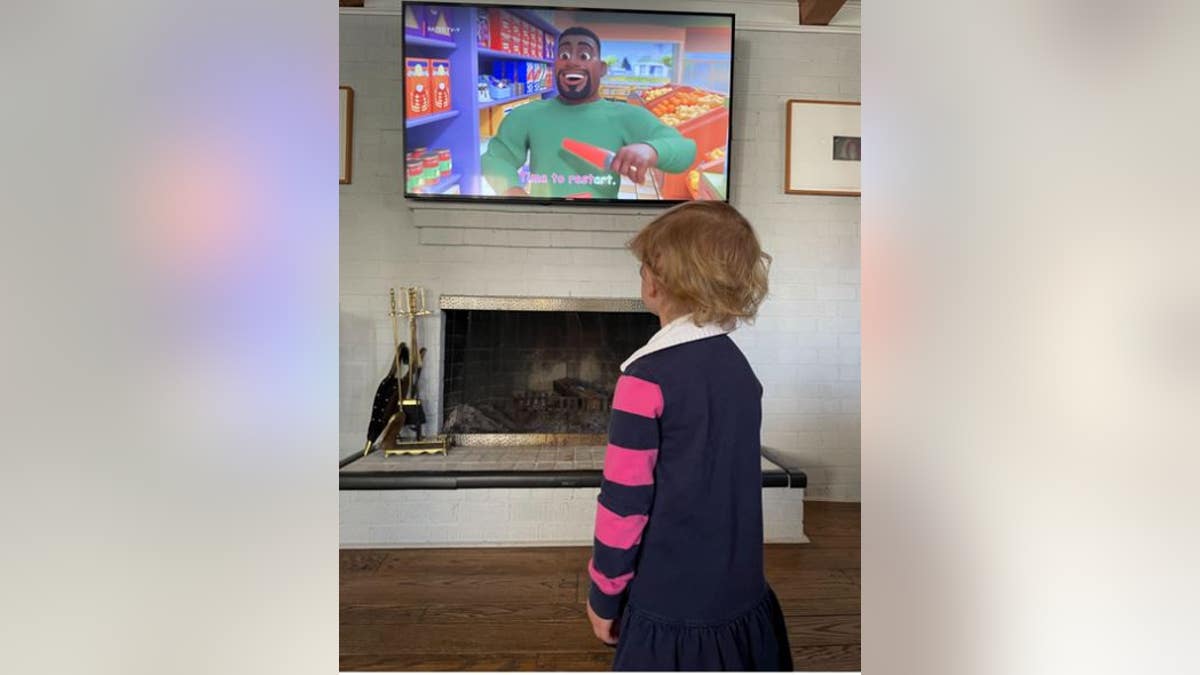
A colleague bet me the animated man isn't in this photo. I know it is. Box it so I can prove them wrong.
[481,26,697,199]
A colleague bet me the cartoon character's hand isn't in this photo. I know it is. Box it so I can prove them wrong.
[610,143,658,186]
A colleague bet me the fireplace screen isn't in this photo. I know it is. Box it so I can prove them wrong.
[440,297,659,441]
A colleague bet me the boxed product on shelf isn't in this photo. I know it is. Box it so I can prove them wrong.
[492,61,521,96]
[405,57,431,117]
[526,62,548,93]
[476,10,490,47]
[489,9,515,53]
[430,58,451,112]
[423,6,454,42]
[404,5,425,38]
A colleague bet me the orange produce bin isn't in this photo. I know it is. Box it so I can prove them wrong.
[629,85,729,199]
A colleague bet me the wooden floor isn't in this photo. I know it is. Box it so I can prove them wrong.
[341,501,860,671]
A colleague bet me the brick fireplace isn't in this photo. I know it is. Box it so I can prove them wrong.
[340,293,808,546]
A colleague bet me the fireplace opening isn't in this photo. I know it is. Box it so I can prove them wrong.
[440,296,659,444]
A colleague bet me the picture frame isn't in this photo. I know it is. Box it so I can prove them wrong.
[340,86,355,184]
[785,98,860,196]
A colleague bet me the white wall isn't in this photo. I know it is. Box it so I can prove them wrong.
[339,9,861,502]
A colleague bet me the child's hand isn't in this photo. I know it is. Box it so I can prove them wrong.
[610,143,658,186]
[586,599,620,646]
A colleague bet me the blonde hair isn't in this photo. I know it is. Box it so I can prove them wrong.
[628,201,771,329]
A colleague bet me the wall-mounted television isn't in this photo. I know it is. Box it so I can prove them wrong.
[401,2,735,204]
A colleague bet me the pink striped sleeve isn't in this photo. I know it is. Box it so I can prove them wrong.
[594,502,649,550]
[603,444,658,486]
[611,375,664,419]
[588,558,634,595]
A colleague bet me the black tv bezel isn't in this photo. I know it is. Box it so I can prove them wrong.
[399,0,736,207]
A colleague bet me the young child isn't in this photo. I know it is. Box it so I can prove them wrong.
[586,201,793,671]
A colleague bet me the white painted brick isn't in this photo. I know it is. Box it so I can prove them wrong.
[506,230,552,247]
[817,285,857,300]
[458,229,499,246]
[549,230,592,247]
[418,228,464,246]
[340,22,860,542]
[589,231,633,248]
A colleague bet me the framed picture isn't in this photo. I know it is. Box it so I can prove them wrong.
[785,99,860,196]
[340,86,354,184]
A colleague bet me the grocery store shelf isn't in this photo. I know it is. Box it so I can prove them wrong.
[477,47,553,65]
[508,8,558,35]
[404,34,456,50]
[404,109,460,129]
[477,89,554,110]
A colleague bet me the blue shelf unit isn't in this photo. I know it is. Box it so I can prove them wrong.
[478,88,556,111]
[405,108,460,129]
[477,47,554,65]
[402,5,561,196]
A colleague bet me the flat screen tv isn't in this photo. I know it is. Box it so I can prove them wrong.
[401,2,735,204]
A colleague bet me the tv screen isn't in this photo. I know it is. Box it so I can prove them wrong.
[402,2,734,204]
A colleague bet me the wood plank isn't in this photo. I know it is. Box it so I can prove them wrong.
[341,574,578,605]
[764,545,860,570]
[575,569,589,604]
[767,568,861,602]
[799,0,849,25]
[375,546,587,577]
[340,621,605,655]
[340,549,388,575]
[341,601,586,625]
[779,594,861,617]
[791,644,861,671]
[783,614,860,646]
[536,651,616,671]
[340,604,425,624]
[340,652,541,671]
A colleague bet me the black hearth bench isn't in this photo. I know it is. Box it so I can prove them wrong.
[338,446,806,491]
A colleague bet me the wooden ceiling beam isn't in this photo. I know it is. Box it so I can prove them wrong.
[799,0,849,25]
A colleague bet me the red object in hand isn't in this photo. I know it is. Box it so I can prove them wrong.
[561,138,615,171]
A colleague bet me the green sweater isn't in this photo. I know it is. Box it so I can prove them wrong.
[482,97,697,199]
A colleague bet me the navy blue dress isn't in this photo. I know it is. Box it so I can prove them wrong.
[588,333,793,671]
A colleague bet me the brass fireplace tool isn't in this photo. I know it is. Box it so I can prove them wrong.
[363,286,449,457]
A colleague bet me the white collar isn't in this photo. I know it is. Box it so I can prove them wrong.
[620,313,732,372]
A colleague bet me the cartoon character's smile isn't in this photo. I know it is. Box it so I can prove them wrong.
[561,71,588,87]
